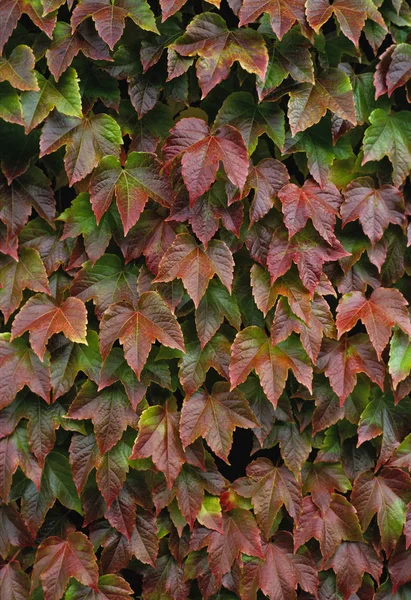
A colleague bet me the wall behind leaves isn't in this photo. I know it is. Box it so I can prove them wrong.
[1,0,411,598]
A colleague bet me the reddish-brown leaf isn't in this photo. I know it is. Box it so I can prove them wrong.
[336,287,411,359]
[11,294,88,361]
[155,233,234,308]
[163,118,249,204]
[180,382,259,463]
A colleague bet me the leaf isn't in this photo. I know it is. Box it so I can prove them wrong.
[180,382,258,462]
[96,440,130,506]
[128,73,162,119]
[43,450,82,513]
[50,330,101,400]
[170,179,243,248]
[317,334,385,404]
[272,422,312,478]
[71,254,137,318]
[341,177,405,246]
[58,193,114,264]
[389,329,411,389]
[0,45,38,91]
[203,508,263,585]
[244,158,289,226]
[65,574,133,600]
[241,532,319,600]
[258,33,313,100]
[324,542,382,598]
[114,209,177,274]
[272,295,336,364]
[233,458,301,537]
[0,561,30,600]
[46,21,112,82]
[267,225,349,294]
[352,468,411,556]
[278,179,342,245]
[105,485,136,539]
[376,43,411,97]
[69,432,100,495]
[251,265,312,320]
[40,111,123,186]
[288,69,356,136]
[89,152,173,235]
[99,291,184,378]
[131,399,185,488]
[0,505,33,559]
[21,400,65,468]
[336,287,411,359]
[302,462,352,515]
[31,532,98,600]
[239,0,306,39]
[21,68,82,133]
[155,233,234,308]
[306,0,386,46]
[178,333,231,397]
[0,334,51,408]
[214,91,285,154]
[357,394,411,469]
[294,495,363,561]
[68,380,138,454]
[230,327,312,407]
[0,424,41,502]
[0,166,55,240]
[0,81,23,126]
[195,279,241,348]
[362,109,411,187]
[172,13,268,98]
[142,553,189,599]
[11,293,88,361]
[71,0,158,50]
[163,117,249,204]
[0,248,50,322]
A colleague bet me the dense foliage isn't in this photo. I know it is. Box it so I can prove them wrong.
[1,0,411,597]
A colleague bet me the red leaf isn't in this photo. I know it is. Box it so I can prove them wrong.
[99,291,184,379]
[40,112,123,186]
[68,381,138,454]
[155,233,234,308]
[323,541,382,599]
[317,334,385,404]
[294,495,363,562]
[71,0,158,50]
[239,0,307,40]
[89,152,173,235]
[230,327,312,408]
[336,287,411,359]
[0,334,51,409]
[278,179,342,244]
[341,177,405,246]
[267,226,349,294]
[0,505,33,558]
[204,508,263,585]
[0,561,30,600]
[246,159,289,227]
[180,382,259,463]
[163,118,249,204]
[306,0,386,47]
[172,13,267,98]
[11,294,88,361]
[351,468,411,556]
[31,532,99,600]
[233,458,301,538]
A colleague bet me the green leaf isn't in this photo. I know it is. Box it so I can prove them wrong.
[362,109,411,186]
